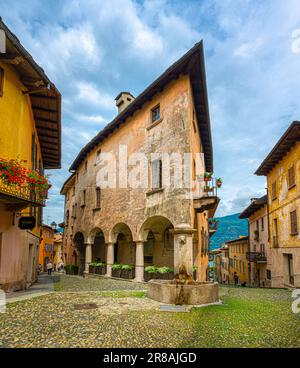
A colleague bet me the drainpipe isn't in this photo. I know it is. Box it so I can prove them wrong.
[247,220,251,287]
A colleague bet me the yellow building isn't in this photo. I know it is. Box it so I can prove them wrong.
[53,232,64,271]
[227,236,249,285]
[0,19,61,291]
[38,225,55,272]
[255,121,300,287]
[239,195,272,287]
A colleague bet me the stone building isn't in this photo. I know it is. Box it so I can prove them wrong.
[61,42,219,282]
[255,121,300,287]
[239,195,272,287]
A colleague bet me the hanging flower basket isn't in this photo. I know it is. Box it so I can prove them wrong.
[216,178,223,188]
[203,172,212,181]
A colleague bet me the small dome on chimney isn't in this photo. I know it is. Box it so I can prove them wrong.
[115,92,135,114]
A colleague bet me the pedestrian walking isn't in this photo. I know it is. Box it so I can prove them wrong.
[234,272,239,287]
[46,261,53,276]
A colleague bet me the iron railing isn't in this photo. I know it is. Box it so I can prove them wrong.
[0,177,46,206]
[246,252,267,263]
[193,176,219,199]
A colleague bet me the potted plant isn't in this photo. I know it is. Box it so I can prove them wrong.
[204,185,214,193]
[66,264,78,275]
[203,172,212,181]
[89,262,97,274]
[157,266,174,280]
[121,264,135,279]
[216,178,222,188]
[95,262,106,275]
[144,265,158,282]
[112,263,122,278]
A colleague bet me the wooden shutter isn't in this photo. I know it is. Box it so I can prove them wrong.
[271,181,277,200]
[288,166,295,188]
[290,210,298,235]
[152,159,162,189]
[96,188,101,208]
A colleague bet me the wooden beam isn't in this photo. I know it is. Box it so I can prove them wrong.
[23,86,50,95]
[30,94,57,100]
[35,116,58,124]
[22,77,45,87]
[0,54,24,64]
[32,105,57,113]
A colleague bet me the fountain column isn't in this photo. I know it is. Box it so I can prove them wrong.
[172,224,196,275]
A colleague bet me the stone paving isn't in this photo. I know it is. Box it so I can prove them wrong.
[0,275,299,348]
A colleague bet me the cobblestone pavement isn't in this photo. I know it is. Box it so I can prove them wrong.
[53,274,147,292]
[0,276,299,348]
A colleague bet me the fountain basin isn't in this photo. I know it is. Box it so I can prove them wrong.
[147,280,219,305]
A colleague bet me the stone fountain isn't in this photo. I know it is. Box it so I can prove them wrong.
[147,224,219,306]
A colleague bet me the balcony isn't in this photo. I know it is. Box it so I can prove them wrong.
[247,252,267,263]
[0,158,49,210]
[193,175,220,216]
[0,178,46,210]
[208,218,219,237]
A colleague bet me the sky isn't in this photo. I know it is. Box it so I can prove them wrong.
[1,0,300,225]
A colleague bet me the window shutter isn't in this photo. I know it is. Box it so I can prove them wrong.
[152,159,162,189]
[290,210,298,235]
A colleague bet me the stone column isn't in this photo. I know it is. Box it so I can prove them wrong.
[172,224,196,275]
[134,241,144,282]
[105,242,114,277]
[84,243,92,274]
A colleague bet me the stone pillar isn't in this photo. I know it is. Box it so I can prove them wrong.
[105,242,114,277]
[172,224,196,275]
[84,243,92,274]
[134,241,144,282]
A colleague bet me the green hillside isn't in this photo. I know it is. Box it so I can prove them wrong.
[210,213,248,250]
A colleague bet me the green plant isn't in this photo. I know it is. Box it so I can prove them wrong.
[95,262,105,267]
[145,265,158,273]
[112,263,122,270]
[204,172,212,179]
[121,264,134,271]
[70,264,78,272]
[157,266,174,274]
[192,265,197,273]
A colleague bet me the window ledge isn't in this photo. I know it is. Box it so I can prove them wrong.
[93,207,101,212]
[291,232,298,236]
[288,183,296,190]
[146,188,164,196]
[147,117,163,130]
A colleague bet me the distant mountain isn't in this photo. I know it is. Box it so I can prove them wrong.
[210,213,248,251]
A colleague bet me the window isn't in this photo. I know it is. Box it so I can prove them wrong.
[96,187,101,208]
[0,67,4,97]
[266,269,271,280]
[96,149,101,165]
[144,231,154,264]
[66,210,70,226]
[290,210,298,235]
[82,190,86,206]
[260,243,265,254]
[288,165,296,188]
[151,105,160,123]
[271,181,277,200]
[72,186,75,197]
[261,217,264,231]
[151,159,162,189]
[84,161,88,173]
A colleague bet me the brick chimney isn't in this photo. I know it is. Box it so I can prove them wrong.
[115,92,135,114]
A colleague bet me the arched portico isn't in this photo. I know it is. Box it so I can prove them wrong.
[88,228,106,263]
[73,232,85,275]
[138,216,174,269]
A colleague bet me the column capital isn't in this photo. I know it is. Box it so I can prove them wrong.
[171,224,196,235]
[134,240,144,245]
[106,242,114,247]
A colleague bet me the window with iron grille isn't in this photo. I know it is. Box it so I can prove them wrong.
[96,187,101,208]
[288,165,296,188]
[290,210,298,235]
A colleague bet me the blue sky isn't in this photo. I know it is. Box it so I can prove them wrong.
[1,0,300,224]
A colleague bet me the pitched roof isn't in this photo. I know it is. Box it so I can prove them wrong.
[0,17,61,169]
[255,121,300,176]
[225,236,249,245]
[239,195,267,219]
[69,41,213,172]
[60,173,75,195]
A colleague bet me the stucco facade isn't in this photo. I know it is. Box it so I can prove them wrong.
[61,42,219,282]
[0,20,61,291]
[227,237,248,285]
[256,122,300,287]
